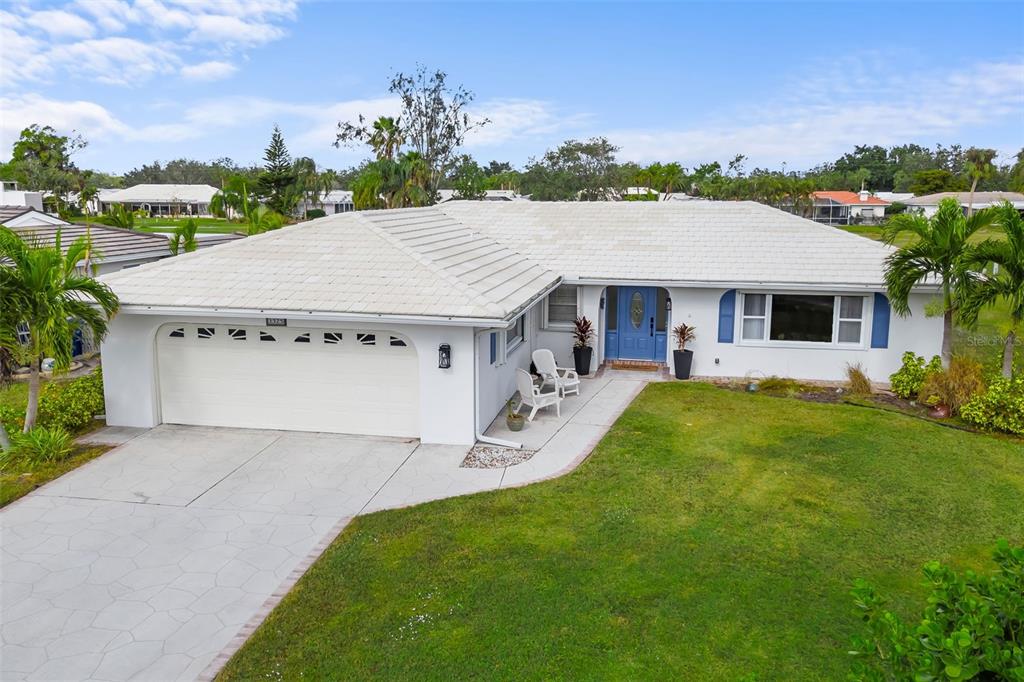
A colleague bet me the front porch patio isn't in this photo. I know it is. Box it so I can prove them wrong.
[482,368,662,486]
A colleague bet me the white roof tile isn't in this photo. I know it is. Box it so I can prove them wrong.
[101,184,219,204]
[101,201,898,321]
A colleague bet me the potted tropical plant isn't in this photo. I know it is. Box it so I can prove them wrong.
[505,398,524,432]
[672,323,696,380]
[572,316,595,376]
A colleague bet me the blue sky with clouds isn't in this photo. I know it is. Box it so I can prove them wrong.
[2,1,1022,174]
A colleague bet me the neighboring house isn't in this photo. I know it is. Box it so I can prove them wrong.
[7,222,174,275]
[99,184,219,217]
[874,192,914,204]
[904,191,1024,217]
[97,202,941,446]
[436,189,525,202]
[0,205,67,228]
[296,189,354,216]
[0,181,44,211]
[809,191,890,225]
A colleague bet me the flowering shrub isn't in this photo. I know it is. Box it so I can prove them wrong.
[960,375,1024,435]
[889,351,942,399]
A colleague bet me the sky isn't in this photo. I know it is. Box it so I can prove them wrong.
[1,0,1022,175]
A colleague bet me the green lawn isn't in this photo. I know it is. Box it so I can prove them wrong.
[0,378,109,508]
[218,383,1024,681]
[133,216,244,234]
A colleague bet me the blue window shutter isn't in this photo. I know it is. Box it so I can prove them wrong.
[489,333,497,364]
[871,293,890,348]
[718,289,736,343]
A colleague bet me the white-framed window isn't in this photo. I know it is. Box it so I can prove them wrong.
[506,315,525,353]
[543,284,578,329]
[739,293,867,346]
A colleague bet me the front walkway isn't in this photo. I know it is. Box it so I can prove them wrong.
[0,370,655,681]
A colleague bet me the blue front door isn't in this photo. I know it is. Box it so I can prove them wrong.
[617,286,657,360]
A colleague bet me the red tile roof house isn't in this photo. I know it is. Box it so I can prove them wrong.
[811,190,890,225]
[95,202,943,446]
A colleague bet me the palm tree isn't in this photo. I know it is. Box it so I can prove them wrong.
[240,191,285,235]
[369,116,403,161]
[0,227,119,431]
[660,162,685,198]
[169,219,199,255]
[883,197,996,366]
[960,202,1024,377]
[105,204,135,229]
[964,147,997,215]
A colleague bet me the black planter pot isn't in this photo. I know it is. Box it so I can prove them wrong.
[673,349,693,380]
[573,346,593,376]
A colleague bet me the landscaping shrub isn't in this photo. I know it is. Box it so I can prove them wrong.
[755,376,805,396]
[845,363,872,395]
[305,208,327,219]
[961,375,1024,435]
[37,369,105,433]
[11,426,73,467]
[889,351,942,399]
[917,356,986,415]
[0,405,23,437]
[849,540,1024,681]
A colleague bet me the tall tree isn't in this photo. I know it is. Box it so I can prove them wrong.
[368,117,403,161]
[1,125,86,208]
[520,137,621,201]
[449,155,487,200]
[337,66,489,196]
[258,125,299,216]
[960,202,1024,377]
[964,147,997,215]
[0,227,119,431]
[883,198,996,366]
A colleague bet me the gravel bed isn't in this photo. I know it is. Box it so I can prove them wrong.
[461,445,536,469]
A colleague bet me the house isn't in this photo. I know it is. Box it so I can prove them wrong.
[436,189,525,202]
[7,221,174,275]
[297,189,355,216]
[96,202,940,446]
[0,181,45,211]
[0,205,67,228]
[874,192,914,204]
[809,191,890,224]
[903,191,1024,217]
[99,183,219,217]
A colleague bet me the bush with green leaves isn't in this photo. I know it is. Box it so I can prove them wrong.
[36,370,105,433]
[305,208,327,219]
[849,540,1024,681]
[960,375,1024,435]
[1,426,74,471]
[889,351,943,399]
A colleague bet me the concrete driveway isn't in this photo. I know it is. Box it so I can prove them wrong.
[1,373,649,681]
[0,426,447,681]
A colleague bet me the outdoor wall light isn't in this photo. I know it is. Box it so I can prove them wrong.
[666,297,672,311]
[438,343,451,369]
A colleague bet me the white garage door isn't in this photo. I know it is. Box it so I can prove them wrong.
[157,324,419,438]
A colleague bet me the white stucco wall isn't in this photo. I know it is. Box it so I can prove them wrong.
[101,314,477,445]
[664,287,940,382]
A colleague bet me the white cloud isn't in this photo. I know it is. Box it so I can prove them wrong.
[25,10,96,39]
[608,58,1024,169]
[180,60,238,82]
[4,0,299,87]
[465,99,592,148]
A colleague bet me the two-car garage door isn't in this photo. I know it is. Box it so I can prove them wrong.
[156,324,419,438]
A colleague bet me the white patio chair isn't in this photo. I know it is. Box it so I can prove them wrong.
[515,368,561,421]
[532,348,580,398]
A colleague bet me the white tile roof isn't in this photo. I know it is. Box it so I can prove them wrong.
[101,201,900,321]
[102,184,219,204]
[100,208,560,321]
[441,201,896,287]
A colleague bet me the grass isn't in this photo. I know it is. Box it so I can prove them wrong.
[133,216,245,234]
[218,383,1024,681]
[0,377,108,508]
[0,444,111,507]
